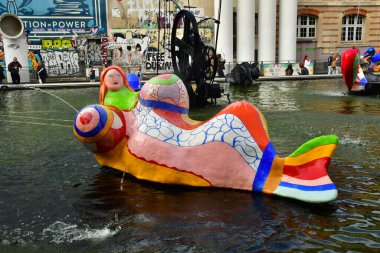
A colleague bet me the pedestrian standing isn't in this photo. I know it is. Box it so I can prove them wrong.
[0,64,4,83]
[304,55,311,73]
[7,57,22,84]
[217,54,225,77]
[335,53,341,74]
[88,65,96,82]
[327,52,334,74]
[37,61,48,83]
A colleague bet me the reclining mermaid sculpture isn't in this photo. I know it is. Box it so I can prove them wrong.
[73,66,339,203]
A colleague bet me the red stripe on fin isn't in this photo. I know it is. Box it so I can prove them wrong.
[283,157,331,180]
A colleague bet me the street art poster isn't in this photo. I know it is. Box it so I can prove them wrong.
[0,0,107,43]
[107,29,171,72]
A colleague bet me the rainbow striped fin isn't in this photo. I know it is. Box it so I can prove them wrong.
[273,135,339,203]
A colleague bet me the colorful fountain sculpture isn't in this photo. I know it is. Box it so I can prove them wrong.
[73,66,339,203]
[341,47,380,95]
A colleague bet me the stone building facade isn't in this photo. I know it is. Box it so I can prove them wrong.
[104,0,380,74]
[297,0,380,62]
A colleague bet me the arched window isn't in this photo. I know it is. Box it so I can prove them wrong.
[341,15,364,42]
[297,16,316,39]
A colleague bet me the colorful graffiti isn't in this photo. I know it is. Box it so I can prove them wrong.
[41,39,73,50]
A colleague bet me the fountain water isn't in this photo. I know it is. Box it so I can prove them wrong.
[24,86,80,113]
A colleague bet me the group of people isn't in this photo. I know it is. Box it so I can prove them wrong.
[0,57,48,84]
[284,52,342,76]
[285,55,311,76]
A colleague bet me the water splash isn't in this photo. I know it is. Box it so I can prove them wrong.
[340,133,364,145]
[25,86,79,113]
[42,221,120,244]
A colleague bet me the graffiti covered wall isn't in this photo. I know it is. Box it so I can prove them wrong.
[36,38,102,76]
[0,0,107,43]
[107,0,215,73]
[108,0,214,29]
[40,50,80,76]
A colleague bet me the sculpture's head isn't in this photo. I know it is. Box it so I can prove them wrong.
[99,65,134,104]
[99,65,138,110]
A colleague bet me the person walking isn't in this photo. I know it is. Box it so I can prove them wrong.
[37,61,48,83]
[7,57,22,84]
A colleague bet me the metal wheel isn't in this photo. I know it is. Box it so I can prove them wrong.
[203,46,218,81]
[171,10,201,82]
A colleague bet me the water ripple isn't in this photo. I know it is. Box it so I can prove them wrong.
[1,83,380,252]
[330,234,380,248]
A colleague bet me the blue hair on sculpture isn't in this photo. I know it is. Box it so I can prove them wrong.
[127,73,141,91]
[363,47,376,58]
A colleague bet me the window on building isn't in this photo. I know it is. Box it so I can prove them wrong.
[297,16,316,39]
[341,15,363,42]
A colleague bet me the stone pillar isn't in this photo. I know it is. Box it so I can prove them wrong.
[237,0,255,63]
[279,0,298,63]
[215,0,233,72]
[258,0,276,63]
[0,14,30,83]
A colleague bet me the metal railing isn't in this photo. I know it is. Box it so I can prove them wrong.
[221,60,332,76]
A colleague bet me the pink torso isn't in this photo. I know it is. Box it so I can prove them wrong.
[123,108,256,190]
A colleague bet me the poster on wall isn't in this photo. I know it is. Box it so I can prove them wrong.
[0,0,107,43]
